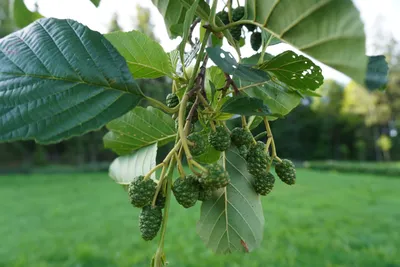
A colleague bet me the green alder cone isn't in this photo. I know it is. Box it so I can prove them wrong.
[198,185,213,201]
[247,141,270,176]
[229,26,242,41]
[209,125,231,151]
[172,175,200,208]
[216,10,229,25]
[128,176,157,208]
[275,159,296,185]
[166,93,179,108]
[250,32,262,51]
[200,163,230,190]
[237,144,249,160]
[139,205,162,241]
[187,132,207,156]
[253,171,275,196]
[232,7,245,22]
[244,24,257,32]
[230,127,253,147]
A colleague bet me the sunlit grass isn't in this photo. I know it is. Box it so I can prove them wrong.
[1,169,399,267]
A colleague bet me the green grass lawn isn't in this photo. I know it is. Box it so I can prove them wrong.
[1,170,399,267]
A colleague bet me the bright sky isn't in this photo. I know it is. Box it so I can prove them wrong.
[26,0,400,83]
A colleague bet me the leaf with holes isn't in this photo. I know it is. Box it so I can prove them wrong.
[258,50,323,91]
[0,18,142,144]
[237,79,301,120]
[365,55,388,90]
[109,143,157,185]
[103,106,176,155]
[220,95,275,116]
[234,55,302,120]
[105,31,174,79]
[245,0,368,85]
[197,148,264,254]
[206,46,270,83]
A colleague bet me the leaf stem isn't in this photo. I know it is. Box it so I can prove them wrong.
[144,163,164,181]
[258,32,273,64]
[153,157,176,267]
[145,96,179,113]
[263,117,278,158]
[254,131,267,140]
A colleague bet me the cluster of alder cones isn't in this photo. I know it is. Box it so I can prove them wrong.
[127,93,296,241]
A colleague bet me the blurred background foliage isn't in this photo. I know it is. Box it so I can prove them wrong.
[0,0,399,173]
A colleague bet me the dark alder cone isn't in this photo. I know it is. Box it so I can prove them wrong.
[128,176,157,208]
[187,132,207,156]
[229,6,246,41]
[172,175,200,208]
[275,159,296,185]
[247,141,270,176]
[229,26,242,41]
[139,205,162,241]
[232,6,245,22]
[253,171,275,196]
[216,10,229,25]
[166,93,179,108]
[209,125,231,151]
[230,127,253,147]
[244,24,257,32]
[250,32,262,51]
[200,163,230,190]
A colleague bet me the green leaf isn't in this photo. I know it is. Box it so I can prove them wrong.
[151,0,210,38]
[11,0,43,28]
[168,50,180,75]
[245,0,367,84]
[220,95,274,116]
[206,46,270,82]
[103,106,176,155]
[90,0,101,7]
[179,0,200,67]
[262,30,281,46]
[105,31,174,79]
[258,50,324,91]
[238,79,302,120]
[247,116,263,130]
[205,66,225,106]
[365,55,388,90]
[197,148,264,254]
[0,18,142,144]
[109,143,158,185]
[235,55,302,119]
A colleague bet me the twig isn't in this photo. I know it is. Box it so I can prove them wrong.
[224,73,240,95]
[188,17,201,47]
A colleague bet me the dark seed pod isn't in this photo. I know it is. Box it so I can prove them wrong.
[128,176,157,208]
[250,32,262,51]
[253,171,275,196]
[275,159,296,185]
[139,205,162,241]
